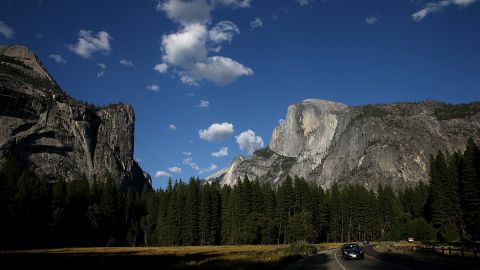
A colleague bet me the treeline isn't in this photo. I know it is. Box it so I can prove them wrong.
[0,140,479,248]
[426,138,480,242]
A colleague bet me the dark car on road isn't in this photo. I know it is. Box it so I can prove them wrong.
[341,243,364,260]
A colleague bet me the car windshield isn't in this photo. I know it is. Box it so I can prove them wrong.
[344,244,359,249]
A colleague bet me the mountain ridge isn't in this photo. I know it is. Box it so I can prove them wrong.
[0,44,149,188]
[208,99,480,190]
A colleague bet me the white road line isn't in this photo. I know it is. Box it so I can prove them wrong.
[333,249,348,270]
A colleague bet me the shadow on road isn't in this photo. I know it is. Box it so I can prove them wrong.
[365,246,477,270]
[283,252,332,270]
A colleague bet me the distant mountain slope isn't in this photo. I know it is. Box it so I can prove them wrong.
[0,45,149,188]
[209,99,480,190]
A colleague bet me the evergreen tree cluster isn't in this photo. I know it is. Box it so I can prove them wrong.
[426,138,480,242]
[0,139,478,248]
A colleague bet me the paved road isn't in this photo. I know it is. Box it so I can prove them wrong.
[284,246,477,270]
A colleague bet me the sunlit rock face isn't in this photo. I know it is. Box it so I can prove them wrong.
[209,99,480,190]
[0,45,148,188]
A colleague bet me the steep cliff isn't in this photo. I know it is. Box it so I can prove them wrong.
[0,45,148,188]
[208,99,480,190]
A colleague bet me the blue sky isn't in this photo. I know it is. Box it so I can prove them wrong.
[1,0,479,189]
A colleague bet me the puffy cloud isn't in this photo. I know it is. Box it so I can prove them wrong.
[235,129,264,155]
[182,152,192,156]
[199,122,234,141]
[197,100,210,108]
[154,63,169,73]
[181,56,253,86]
[295,0,314,6]
[168,166,182,173]
[365,16,378,25]
[158,1,253,85]
[412,0,477,21]
[97,70,105,78]
[169,124,177,130]
[157,0,213,26]
[147,84,160,91]
[48,54,67,65]
[250,18,263,29]
[155,171,170,177]
[120,59,134,66]
[162,23,208,66]
[98,63,107,69]
[68,30,112,58]
[0,21,14,39]
[212,147,228,157]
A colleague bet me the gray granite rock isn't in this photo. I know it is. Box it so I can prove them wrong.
[0,45,148,188]
[210,100,480,190]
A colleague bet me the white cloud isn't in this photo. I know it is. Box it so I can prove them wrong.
[182,157,216,173]
[295,0,314,6]
[158,0,253,85]
[181,56,253,86]
[182,151,192,156]
[120,59,134,66]
[235,129,264,155]
[157,0,213,26]
[209,21,239,45]
[155,171,170,177]
[183,157,200,171]
[97,70,105,78]
[365,16,378,25]
[154,63,169,73]
[68,30,112,58]
[217,0,251,7]
[168,166,182,173]
[169,124,177,130]
[203,163,218,173]
[197,100,210,108]
[162,23,208,66]
[0,21,14,39]
[199,122,234,141]
[147,84,160,91]
[412,0,477,21]
[48,54,67,65]
[98,63,107,69]
[212,147,228,157]
[250,18,263,29]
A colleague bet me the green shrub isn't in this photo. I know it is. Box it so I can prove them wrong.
[281,242,318,256]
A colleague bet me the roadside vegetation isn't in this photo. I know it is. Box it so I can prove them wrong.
[0,243,318,269]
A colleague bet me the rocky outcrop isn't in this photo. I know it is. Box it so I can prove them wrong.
[0,45,148,188]
[210,99,480,190]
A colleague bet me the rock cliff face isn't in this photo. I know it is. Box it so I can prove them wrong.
[0,45,148,188]
[208,99,480,190]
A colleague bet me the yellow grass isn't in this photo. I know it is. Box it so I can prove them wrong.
[2,244,288,256]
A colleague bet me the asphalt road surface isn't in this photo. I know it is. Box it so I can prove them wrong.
[284,246,477,270]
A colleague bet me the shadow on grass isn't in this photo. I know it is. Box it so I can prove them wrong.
[0,252,302,270]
